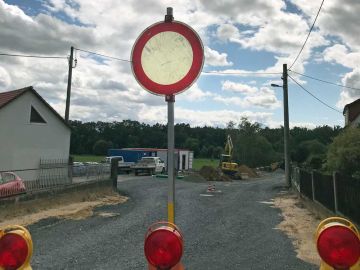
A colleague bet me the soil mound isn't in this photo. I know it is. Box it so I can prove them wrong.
[238,165,258,178]
[199,166,232,181]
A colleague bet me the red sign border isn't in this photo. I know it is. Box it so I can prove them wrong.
[131,21,204,96]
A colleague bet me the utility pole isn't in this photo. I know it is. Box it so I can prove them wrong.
[65,46,74,123]
[283,64,291,187]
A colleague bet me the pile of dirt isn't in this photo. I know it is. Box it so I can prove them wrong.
[238,165,258,178]
[0,187,128,227]
[199,166,232,181]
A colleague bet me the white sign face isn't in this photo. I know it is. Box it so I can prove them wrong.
[141,31,193,85]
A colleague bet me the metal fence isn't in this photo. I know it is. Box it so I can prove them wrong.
[337,174,360,225]
[313,171,335,212]
[0,161,110,199]
[291,166,360,225]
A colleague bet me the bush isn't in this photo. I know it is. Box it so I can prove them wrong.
[325,127,360,176]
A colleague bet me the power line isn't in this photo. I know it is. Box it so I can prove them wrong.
[202,71,281,76]
[0,53,67,59]
[288,0,325,70]
[289,70,360,91]
[288,74,342,114]
[75,48,131,63]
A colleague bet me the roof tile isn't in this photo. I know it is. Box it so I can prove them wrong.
[0,87,30,109]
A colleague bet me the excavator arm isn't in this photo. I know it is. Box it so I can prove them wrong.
[224,135,233,157]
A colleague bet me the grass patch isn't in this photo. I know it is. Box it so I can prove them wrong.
[193,158,219,171]
[72,155,105,163]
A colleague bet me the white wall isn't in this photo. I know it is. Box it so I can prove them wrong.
[0,91,71,173]
[156,149,193,171]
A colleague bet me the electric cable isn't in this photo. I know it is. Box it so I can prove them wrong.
[289,70,360,91]
[288,73,342,113]
[288,0,325,69]
[202,71,281,76]
[0,53,67,59]
[75,48,131,63]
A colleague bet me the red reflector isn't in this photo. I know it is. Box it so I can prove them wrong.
[0,233,28,270]
[144,227,183,270]
[317,225,360,269]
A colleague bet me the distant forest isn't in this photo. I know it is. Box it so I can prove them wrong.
[70,118,346,169]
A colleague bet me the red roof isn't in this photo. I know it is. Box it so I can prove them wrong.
[0,86,70,129]
[0,87,28,109]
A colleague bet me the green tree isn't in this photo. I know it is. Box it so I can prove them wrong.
[93,140,113,156]
[213,146,223,159]
[325,127,360,177]
[184,137,200,157]
[230,118,277,167]
[292,139,326,164]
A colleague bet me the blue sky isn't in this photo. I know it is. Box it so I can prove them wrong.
[0,0,359,128]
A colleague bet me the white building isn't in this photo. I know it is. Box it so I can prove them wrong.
[0,86,71,175]
[156,149,193,171]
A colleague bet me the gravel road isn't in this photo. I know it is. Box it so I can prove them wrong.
[29,172,317,269]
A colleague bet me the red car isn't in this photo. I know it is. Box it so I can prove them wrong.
[0,172,26,198]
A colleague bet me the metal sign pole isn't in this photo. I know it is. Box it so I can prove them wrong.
[166,94,175,223]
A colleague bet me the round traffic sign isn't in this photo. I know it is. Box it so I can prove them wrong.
[131,21,204,96]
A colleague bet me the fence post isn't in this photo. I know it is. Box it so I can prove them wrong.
[68,156,73,184]
[332,171,339,214]
[311,170,315,201]
[111,158,119,190]
[297,167,301,193]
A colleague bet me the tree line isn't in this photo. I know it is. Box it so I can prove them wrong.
[69,119,359,177]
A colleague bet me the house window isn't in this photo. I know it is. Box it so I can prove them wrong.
[30,106,46,123]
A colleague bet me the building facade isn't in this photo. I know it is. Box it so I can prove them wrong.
[0,86,71,174]
[343,98,360,127]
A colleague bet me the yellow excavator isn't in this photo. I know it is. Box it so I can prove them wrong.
[220,135,239,176]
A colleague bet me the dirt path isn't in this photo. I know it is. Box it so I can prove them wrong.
[273,193,321,266]
[0,187,128,227]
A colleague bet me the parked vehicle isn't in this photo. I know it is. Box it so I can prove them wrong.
[0,172,26,198]
[132,157,165,176]
[105,156,134,174]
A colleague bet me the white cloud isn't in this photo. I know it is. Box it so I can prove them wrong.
[336,69,360,109]
[141,106,274,127]
[198,0,285,26]
[0,67,11,90]
[0,0,358,128]
[321,45,360,109]
[222,80,257,94]
[177,83,214,102]
[0,1,97,55]
[216,82,281,109]
[204,47,233,66]
[216,24,240,41]
[293,0,360,51]
[323,44,360,69]
[175,108,273,127]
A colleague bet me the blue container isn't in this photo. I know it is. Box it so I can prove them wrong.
[107,149,157,163]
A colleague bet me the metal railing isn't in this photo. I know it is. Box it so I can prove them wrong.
[0,162,110,199]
